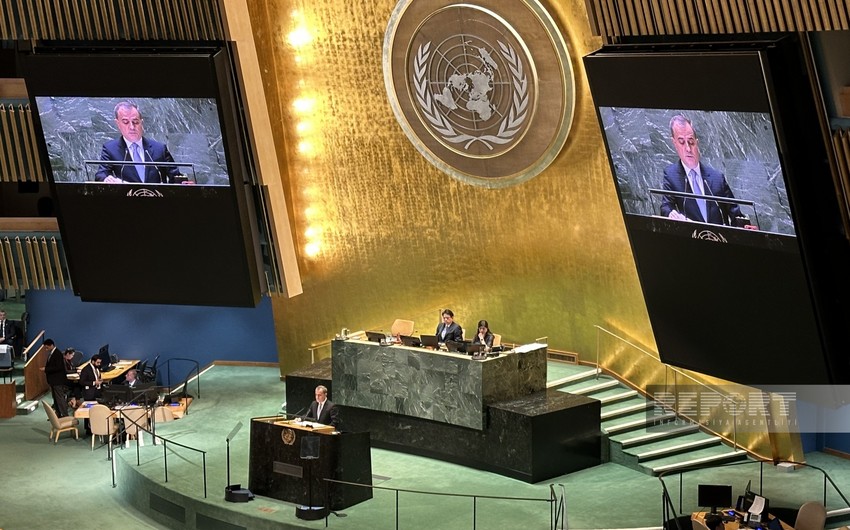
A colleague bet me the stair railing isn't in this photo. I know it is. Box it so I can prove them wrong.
[594,325,749,452]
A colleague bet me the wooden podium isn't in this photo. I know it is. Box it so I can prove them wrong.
[248,417,372,513]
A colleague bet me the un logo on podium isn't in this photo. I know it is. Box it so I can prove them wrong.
[384,0,575,187]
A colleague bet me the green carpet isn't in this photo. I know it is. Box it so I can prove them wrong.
[2,363,850,529]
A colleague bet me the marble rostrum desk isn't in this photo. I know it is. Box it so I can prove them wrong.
[286,341,602,483]
[331,339,548,430]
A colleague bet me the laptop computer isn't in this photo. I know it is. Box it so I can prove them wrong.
[419,334,440,348]
[365,331,385,343]
[400,335,421,347]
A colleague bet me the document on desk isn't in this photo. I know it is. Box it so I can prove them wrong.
[513,342,545,353]
[748,495,766,515]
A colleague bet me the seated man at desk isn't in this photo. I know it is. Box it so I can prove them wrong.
[305,385,339,428]
[436,309,463,344]
[124,369,139,388]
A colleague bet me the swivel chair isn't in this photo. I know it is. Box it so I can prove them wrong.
[794,501,826,530]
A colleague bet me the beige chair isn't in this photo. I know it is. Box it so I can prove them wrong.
[121,406,149,447]
[390,319,414,337]
[492,334,502,347]
[794,501,826,530]
[89,403,118,451]
[153,405,175,423]
[41,400,79,444]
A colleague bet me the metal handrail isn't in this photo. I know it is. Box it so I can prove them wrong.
[107,401,208,498]
[321,477,564,529]
[594,324,745,449]
[158,357,201,401]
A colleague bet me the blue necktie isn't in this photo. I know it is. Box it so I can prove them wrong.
[689,169,707,221]
[131,143,145,182]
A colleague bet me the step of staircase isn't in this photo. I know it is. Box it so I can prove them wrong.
[596,389,639,405]
[17,399,39,415]
[611,431,720,469]
[566,378,621,396]
[602,410,678,435]
[646,447,749,476]
[635,434,722,462]
[546,367,599,388]
[612,423,700,448]
[600,397,653,421]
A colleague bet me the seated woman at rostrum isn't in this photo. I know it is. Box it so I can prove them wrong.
[472,320,494,352]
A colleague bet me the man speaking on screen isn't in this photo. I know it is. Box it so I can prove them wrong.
[95,101,182,184]
[660,114,744,226]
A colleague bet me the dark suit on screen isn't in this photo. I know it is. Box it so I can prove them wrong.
[660,162,743,225]
[306,399,339,427]
[436,321,463,343]
[94,136,180,183]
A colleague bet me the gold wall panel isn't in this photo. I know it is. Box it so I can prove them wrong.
[586,0,850,36]
[244,0,656,376]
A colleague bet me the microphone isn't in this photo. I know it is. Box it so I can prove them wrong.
[145,149,167,183]
[701,176,727,226]
[278,404,308,420]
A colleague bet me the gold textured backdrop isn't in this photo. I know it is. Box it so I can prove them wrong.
[243,0,656,375]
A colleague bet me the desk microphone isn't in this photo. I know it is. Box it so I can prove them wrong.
[145,149,156,183]
[701,177,728,226]
[279,405,308,419]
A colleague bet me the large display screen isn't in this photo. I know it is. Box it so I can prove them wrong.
[585,38,849,385]
[36,96,229,186]
[20,45,263,307]
[599,107,795,238]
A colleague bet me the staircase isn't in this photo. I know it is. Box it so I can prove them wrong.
[549,365,748,476]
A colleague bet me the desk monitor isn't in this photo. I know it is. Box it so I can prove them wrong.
[101,386,130,407]
[400,335,420,347]
[97,344,112,370]
[466,343,484,355]
[698,484,732,514]
[128,382,159,405]
[419,334,440,348]
[365,331,385,343]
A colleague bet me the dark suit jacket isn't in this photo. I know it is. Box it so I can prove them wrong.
[660,162,743,225]
[436,322,463,343]
[307,399,339,427]
[0,319,16,343]
[79,364,102,400]
[44,347,69,386]
[94,136,180,183]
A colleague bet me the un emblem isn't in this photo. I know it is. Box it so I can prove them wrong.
[384,0,575,187]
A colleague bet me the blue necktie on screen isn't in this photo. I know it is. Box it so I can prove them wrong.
[131,143,145,182]
[689,169,707,221]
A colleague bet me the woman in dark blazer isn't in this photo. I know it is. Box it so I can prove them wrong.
[472,320,494,352]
